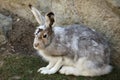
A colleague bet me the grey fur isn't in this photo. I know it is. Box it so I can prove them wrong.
[43,24,110,68]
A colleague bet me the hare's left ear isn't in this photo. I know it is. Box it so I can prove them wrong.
[45,12,55,27]
[29,4,45,25]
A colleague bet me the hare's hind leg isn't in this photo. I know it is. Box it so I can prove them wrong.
[59,66,80,76]
[75,57,112,76]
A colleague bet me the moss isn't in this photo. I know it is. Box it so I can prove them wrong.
[0,54,120,80]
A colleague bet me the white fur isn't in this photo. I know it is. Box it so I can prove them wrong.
[38,25,46,29]
[53,27,65,42]
[38,50,52,61]
[60,57,112,76]
[59,66,80,76]
[72,36,79,50]
[53,27,65,34]
[81,31,88,36]
[34,25,46,35]
[37,50,63,74]
[40,57,63,74]
[37,49,112,76]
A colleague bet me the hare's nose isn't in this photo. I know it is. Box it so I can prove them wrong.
[34,43,39,47]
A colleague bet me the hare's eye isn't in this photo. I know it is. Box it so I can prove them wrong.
[43,34,47,38]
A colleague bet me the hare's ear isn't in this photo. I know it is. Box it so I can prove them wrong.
[45,12,55,27]
[29,4,44,25]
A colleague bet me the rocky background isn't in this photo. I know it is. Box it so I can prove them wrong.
[0,0,120,67]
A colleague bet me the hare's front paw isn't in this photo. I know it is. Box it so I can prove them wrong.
[41,69,56,74]
[37,67,49,72]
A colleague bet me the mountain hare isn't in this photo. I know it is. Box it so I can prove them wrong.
[29,5,112,76]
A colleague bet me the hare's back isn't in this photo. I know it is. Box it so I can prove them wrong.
[52,24,109,59]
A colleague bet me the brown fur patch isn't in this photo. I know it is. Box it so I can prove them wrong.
[45,12,55,27]
[39,27,53,48]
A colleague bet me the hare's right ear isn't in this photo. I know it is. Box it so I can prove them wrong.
[29,4,44,25]
[45,12,55,27]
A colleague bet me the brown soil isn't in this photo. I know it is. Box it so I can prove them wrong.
[0,9,37,55]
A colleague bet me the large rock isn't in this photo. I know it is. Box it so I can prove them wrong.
[0,0,120,67]
[0,13,12,46]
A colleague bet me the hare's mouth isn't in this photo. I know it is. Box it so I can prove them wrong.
[33,45,42,50]
[33,43,40,50]
[33,42,46,50]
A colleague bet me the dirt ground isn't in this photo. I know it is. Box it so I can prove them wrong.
[0,9,37,55]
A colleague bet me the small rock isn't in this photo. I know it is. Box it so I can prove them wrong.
[0,13,12,46]
[10,76,21,80]
[0,13,12,35]
[0,47,6,51]
[0,61,4,67]
[16,18,20,22]
[0,35,7,46]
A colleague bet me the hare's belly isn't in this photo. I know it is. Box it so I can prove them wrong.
[62,57,75,66]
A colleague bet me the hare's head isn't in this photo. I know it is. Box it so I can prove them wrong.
[29,5,55,50]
